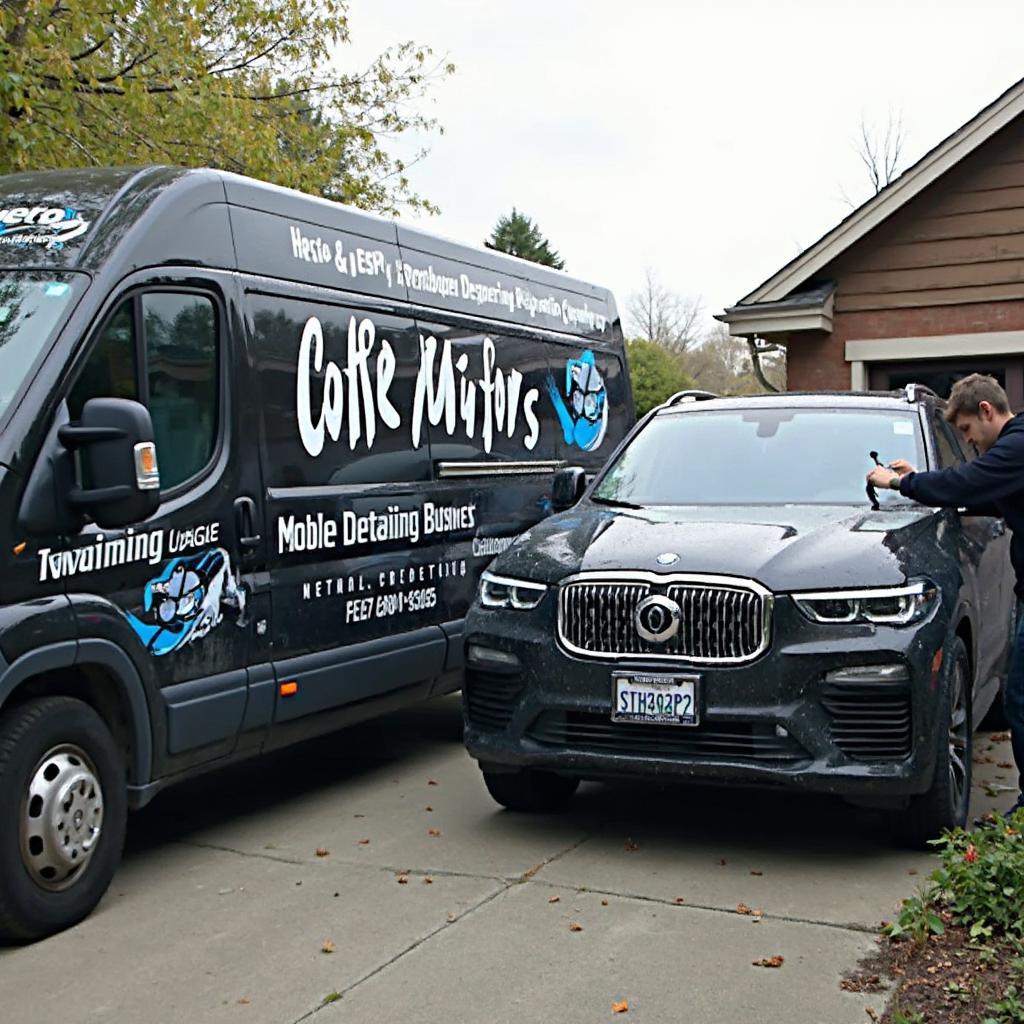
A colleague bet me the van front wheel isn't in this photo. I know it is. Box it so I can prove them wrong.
[0,697,127,943]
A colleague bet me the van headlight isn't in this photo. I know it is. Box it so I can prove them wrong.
[479,571,547,610]
[792,580,939,626]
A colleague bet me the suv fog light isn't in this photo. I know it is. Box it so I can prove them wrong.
[824,664,909,684]
[466,644,522,673]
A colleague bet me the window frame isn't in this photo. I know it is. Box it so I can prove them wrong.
[66,283,228,498]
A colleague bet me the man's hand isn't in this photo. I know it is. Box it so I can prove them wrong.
[888,459,916,475]
[867,465,901,490]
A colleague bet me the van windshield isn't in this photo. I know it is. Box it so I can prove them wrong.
[592,407,926,506]
[0,271,85,421]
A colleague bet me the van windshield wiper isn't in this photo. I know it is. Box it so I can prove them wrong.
[590,496,645,510]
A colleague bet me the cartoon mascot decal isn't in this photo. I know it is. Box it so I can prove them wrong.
[126,548,247,657]
[547,349,609,452]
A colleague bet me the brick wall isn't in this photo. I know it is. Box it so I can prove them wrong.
[784,299,1024,391]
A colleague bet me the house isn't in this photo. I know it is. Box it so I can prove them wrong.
[719,77,1024,409]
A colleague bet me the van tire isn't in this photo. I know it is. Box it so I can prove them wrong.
[896,639,972,848]
[481,768,579,812]
[0,697,127,943]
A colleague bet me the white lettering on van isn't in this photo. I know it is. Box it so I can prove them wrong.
[36,527,168,583]
[296,316,542,458]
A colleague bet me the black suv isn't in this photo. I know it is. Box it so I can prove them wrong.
[463,387,1015,843]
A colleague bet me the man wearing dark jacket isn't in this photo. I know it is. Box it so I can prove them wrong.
[867,373,1024,818]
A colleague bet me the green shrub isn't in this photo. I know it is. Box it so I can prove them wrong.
[885,812,1024,944]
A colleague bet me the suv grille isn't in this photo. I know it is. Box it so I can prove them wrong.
[821,682,912,761]
[558,574,771,663]
[528,711,808,764]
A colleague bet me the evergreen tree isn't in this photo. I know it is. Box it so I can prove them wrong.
[485,208,565,269]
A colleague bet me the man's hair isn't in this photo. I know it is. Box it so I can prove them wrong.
[944,373,1011,422]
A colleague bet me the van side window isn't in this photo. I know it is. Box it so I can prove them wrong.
[67,301,138,420]
[142,293,218,489]
[68,291,219,491]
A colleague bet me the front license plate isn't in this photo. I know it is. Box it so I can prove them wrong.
[611,672,700,726]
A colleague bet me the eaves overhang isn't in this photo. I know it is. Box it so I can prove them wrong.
[717,285,834,339]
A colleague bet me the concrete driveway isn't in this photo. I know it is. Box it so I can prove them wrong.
[0,696,1015,1024]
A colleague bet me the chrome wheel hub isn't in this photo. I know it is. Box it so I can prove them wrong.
[20,745,104,891]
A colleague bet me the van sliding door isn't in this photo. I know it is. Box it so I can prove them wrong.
[247,290,448,738]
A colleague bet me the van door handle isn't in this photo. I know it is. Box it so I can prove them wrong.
[234,496,261,550]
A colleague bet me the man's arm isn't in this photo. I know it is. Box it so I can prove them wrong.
[899,435,1024,507]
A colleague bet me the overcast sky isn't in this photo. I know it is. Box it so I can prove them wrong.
[345,1,1024,335]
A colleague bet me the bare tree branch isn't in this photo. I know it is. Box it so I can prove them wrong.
[626,268,704,357]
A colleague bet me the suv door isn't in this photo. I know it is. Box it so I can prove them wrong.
[933,413,1010,689]
[62,282,263,770]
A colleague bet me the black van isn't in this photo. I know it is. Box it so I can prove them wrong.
[0,166,633,941]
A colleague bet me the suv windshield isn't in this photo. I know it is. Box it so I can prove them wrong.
[0,271,85,421]
[593,407,926,506]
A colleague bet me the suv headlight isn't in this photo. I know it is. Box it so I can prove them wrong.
[792,580,939,626]
[479,571,548,610]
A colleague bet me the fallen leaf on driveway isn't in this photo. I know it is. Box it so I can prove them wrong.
[423,876,434,885]
[719,858,727,866]
[624,838,639,852]
[238,997,251,1005]
[522,863,543,880]
[750,870,763,876]
[428,828,442,837]
[752,909,764,918]
[865,1009,879,1022]
[752,956,784,968]
[315,847,330,858]
[674,897,685,905]
[447,912,457,923]
[736,903,752,915]
[601,899,609,907]
[321,941,335,954]
[425,805,433,812]
[999,761,1014,769]
[356,839,370,846]
[397,873,409,885]
[569,922,583,932]
[428,779,439,786]
[612,1000,629,1014]
[548,895,561,904]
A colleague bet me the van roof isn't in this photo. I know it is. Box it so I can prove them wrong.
[0,166,618,343]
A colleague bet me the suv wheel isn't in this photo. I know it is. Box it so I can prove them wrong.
[0,697,127,943]
[481,767,579,812]
[897,638,972,847]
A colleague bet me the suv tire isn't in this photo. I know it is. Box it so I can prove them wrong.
[0,697,127,943]
[897,638,972,848]
[481,767,579,812]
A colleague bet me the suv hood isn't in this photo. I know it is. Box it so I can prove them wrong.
[492,502,938,593]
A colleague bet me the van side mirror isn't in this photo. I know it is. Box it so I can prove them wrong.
[58,398,161,528]
[552,466,586,512]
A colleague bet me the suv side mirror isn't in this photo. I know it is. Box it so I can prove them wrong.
[552,466,586,512]
[59,398,161,528]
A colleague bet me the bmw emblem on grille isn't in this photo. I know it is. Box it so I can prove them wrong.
[634,595,682,643]
[656,552,679,566]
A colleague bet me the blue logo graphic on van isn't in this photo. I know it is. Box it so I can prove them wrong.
[0,205,91,251]
[547,350,608,452]
[125,548,246,657]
